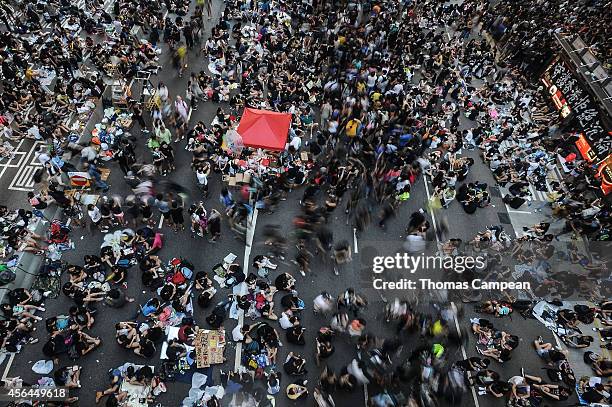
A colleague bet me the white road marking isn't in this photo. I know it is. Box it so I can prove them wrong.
[0,139,26,180]
[353,227,358,254]
[234,206,258,371]
[552,332,563,348]
[451,301,481,407]
[17,166,33,187]
[1,152,27,169]
[506,209,532,214]
[423,175,480,407]
[422,178,439,239]
[1,353,15,380]
[157,214,164,229]
[7,140,44,191]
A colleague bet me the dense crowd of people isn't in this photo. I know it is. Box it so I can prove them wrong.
[480,0,612,78]
[0,0,610,406]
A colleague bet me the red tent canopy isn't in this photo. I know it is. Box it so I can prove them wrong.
[236,108,292,151]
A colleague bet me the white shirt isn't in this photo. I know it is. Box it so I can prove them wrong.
[404,234,426,253]
[88,206,101,223]
[196,170,208,185]
[396,179,410,191]
[289,136,301,151]
[366,74,377,87]
[231,325,244,342]
[158,86,169,101]
[27,125,41,140]
[36,151,51,166]
[328,120,338,134]
[81,146,97,162]
[175,99,189,120]
[279,312,294,329]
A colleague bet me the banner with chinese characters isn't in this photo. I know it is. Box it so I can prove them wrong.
[194,328,225,368]
[541,57,611,161]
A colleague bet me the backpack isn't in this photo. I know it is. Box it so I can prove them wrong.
[180,265,194,279]
[117,258,131,268]
[171,271,186,285]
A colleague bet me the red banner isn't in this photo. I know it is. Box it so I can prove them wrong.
[575,134,597,162]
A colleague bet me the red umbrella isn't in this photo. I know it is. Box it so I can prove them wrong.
[236,108,292,151]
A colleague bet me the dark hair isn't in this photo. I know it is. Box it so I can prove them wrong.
[108,289,121,299]
[62,282,75,296]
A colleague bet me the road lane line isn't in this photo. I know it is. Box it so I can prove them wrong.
[451,301,481,407]
[234,206,258,372]
[422,177,439,239]
[353,228,358,254]
[423,174,480,407]
[157,214,164,229]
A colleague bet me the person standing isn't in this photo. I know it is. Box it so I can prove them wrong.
[170,199,185,233]
[125,200,141,228]
[175,96,189,124]
[87,204,102,235]
[155,193,171,226]
[183,23,194,49]
[115,148,132,175]
[198,0,212,20]
[132,103,146,129]
[155,124,172,145]
[320,100,332,129]
[207,208,221,242]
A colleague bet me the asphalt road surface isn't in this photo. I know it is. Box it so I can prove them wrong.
[0,1,584,407]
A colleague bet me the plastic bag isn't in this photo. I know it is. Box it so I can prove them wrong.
[32,360,54,374]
